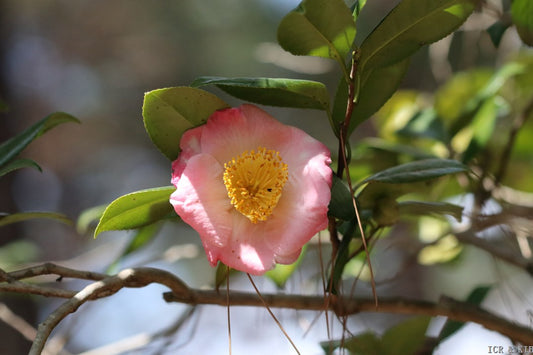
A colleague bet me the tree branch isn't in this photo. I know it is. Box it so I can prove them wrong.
[164,289,533,344]
[2,263,532,353]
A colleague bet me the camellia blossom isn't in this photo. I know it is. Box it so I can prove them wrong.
[170,104,332,275]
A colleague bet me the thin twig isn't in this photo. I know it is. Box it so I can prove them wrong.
[247,274,301,355]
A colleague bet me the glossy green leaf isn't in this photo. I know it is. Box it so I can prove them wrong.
[94,186,176,237]
[277,0,356,64]
[142,87,228,161]
[0,212,72,227]
[511,0,533,46]
[398,201,463,221]
[358,0,476,72]
[381,316,431,355]
[0,158,41,177]
[191,77,329,110]
[362,159,468,184]
[328,175,356,220]
[439,285,492,341]
[0,112,79,169]
[266,245,307,288]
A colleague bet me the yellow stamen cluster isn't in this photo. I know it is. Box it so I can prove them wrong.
[223,147,288,223]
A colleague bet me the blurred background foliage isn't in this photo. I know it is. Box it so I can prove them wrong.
[0,0,532,354]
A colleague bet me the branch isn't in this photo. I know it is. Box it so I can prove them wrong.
[164,289,533,344]
[28,267,190,355]
[454,229,533,277]
[2,263,532,352]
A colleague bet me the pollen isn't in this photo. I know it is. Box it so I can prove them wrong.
[223,147,289,223]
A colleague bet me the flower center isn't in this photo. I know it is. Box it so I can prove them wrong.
[223,147,288,223]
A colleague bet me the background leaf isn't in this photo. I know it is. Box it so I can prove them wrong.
[381,316,431,355]
[0,112,79,169]
[142,87,228,161]
[398,201,463,221]
[362,159,468,184]
[0,158,42,177]
[358,0,476,72]
[94,186,176,237]
[0,212,72,227]
[277,0,356,64]
[191,76,329,110]
[511,0,533,46]
[265,245,307,288]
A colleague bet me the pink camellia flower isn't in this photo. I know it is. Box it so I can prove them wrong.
[170,104,332,275]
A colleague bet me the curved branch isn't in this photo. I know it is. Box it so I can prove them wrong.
[29,267,190,355]
[2,263,532,352]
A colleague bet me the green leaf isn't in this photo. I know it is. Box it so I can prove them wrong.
[266,245,307,288]
[76,204,107,234]
[362,159,468,184]
[332,58,410,136]
[351,58,411,133]
[328,175,356,220]
[142,87,228,161]
[487,20,511,48]
[511,0,533,46]
[358,0,476,72]
[94,186,176,237]
[398,201,463,221]
[191,77,329,110]
[277,0,356,64]
[381,316,431,355]
[439,285,492,340]
[0,212,72,227]
[323,332,382,355]
[435,69,493,133]
[123,223,161,256]
[325,316,431,355]
[418,234,463,265]
[397,108,449,143]
[0,158,42,177]
[0,112,79,169]
[461,97,499,163]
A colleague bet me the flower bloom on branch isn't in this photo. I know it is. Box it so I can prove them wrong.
[170,104,332,275]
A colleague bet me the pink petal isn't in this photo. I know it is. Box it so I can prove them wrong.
[170,153,233,265]
[199,105,295,165]
[171,127,203,186]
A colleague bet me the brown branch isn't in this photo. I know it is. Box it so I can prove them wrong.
[454,229,533,276]
[28,267,190,355]
[2,263,532,352]
[164,289,533,344]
